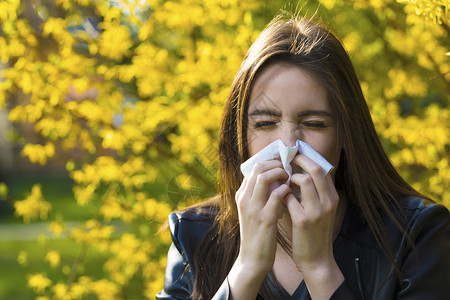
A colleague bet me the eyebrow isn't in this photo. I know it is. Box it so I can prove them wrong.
[248,109,281,117]
[297,110,333,118]
[248,109,333,118]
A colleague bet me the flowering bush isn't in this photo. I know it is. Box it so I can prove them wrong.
[1,0,448,298]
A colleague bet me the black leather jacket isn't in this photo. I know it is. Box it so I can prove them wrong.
[157,198,450,299]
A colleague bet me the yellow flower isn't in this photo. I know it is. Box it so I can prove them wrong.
[73,184,97,205]
[74,0,93,6]
[138,21,154,41]
[52,283,69,299]
[21,143,55,165]
[319,0,336,9]
[27,273,52,294]
[14,184,52,223]
[91,279,120,300]
[70,220,114,244]
[71,78,91,94]
[0,182,8,198]
[99,129,127,150]
[0,0,19,22]
[98,24,133,60]
[49,221,65,237]
[45,250,61,268]
[42,17,67,39]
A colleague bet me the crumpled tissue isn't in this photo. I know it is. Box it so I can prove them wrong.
[240,139,334,184]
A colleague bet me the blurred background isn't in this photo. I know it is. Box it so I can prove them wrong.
[0,0,448,299]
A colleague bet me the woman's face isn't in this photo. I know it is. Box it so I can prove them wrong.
[246,63,341,174]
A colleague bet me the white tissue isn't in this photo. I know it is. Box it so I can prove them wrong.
[240,139,334,183]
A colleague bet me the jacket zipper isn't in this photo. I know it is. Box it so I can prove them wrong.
[355,257,365,300]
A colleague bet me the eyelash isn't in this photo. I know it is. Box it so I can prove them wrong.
[253,121,327,129]
[303,122,327,129]
[254,121,276,128]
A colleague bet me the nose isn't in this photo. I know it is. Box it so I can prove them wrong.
[280,124,300,147]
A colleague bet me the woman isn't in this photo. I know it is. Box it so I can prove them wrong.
[157,14,450,300]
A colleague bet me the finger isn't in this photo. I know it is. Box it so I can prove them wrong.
[284,193,305,221]
[251,168,289,207]
[290,172,319,210]
[323,173,339,210]
[236,160,285,209]
[262,184,291,220]
[235,176,247,202]
[291,154,329,199]
[249,159,283,178]
[242,160,284,198]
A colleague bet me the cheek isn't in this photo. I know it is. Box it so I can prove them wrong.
[303,133,341,168]
[321,143,341,169]
[247,128,277,157]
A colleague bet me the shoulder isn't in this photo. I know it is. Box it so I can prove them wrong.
[394,198,450,297]
[399,197,450,249]
[385,197,450,259]
[168,204,218,264]
[344,197,449,248]
[399,197,450,234]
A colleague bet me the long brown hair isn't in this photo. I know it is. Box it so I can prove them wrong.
[192,13,426,299]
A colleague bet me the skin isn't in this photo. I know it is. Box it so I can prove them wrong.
[228,63,347,299]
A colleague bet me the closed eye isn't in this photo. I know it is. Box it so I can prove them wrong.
[254,121,277,128]
[302,121,327,128]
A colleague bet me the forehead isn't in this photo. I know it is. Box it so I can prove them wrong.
[248,63,330,113]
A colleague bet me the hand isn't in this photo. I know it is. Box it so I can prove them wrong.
[235,159,290,274]
[285,153,344,299]
[228,160,290,299]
